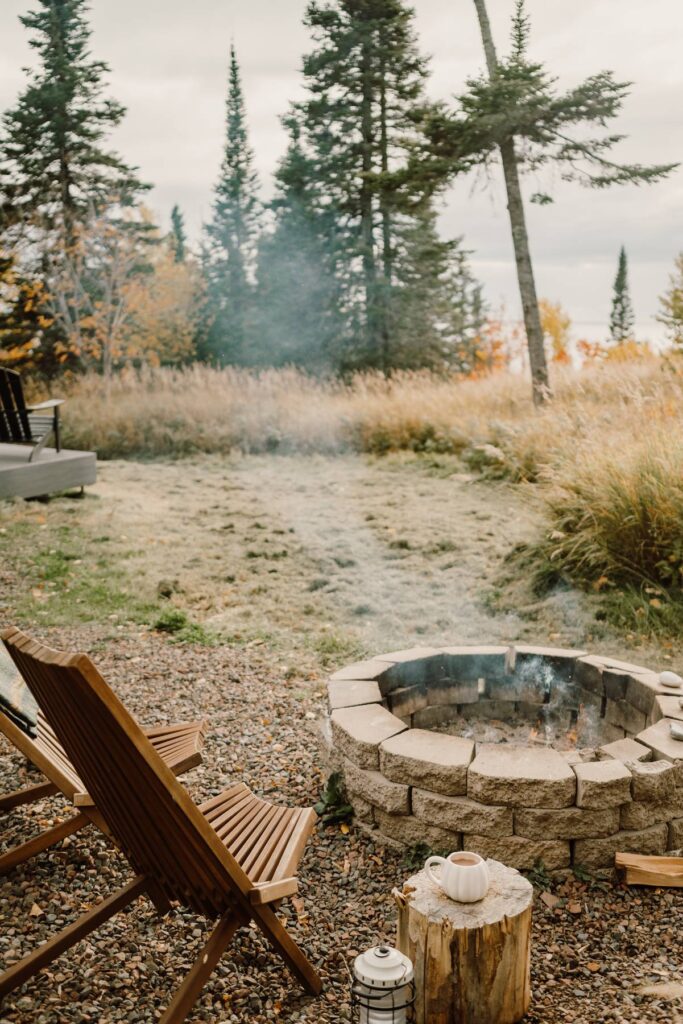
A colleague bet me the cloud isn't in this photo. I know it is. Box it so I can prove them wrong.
[0,0,680,335]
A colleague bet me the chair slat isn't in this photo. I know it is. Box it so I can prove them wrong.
[0,626,323,1020]
[0,370,25,442]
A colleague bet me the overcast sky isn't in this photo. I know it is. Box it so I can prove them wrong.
[1,0,681,339]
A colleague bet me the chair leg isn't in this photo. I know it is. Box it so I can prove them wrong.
[0,875,147,998]
[159,910,242,1024]
[0,812,90,875]
[28,432,50,462]
[254,904,323,996]
[0,780,59,811]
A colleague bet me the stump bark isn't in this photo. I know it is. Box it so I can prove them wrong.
[395,859,533,1024]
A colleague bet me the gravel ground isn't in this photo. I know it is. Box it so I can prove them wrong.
[1,627,681,1024]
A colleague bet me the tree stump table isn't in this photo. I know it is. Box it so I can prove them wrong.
[394,859,533,1024]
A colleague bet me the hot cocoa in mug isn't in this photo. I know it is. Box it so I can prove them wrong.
[424,851,490,903]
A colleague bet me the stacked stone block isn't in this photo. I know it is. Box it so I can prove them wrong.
[328,645,683,868]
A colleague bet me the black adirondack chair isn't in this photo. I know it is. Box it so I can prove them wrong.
[0,368,64,461]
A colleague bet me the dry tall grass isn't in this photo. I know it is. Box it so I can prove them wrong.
[61,360,677,469]
[59,360,683,615]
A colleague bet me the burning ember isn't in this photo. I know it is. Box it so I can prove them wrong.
[445,699,602,752]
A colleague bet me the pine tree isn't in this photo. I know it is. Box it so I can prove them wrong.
[254,117,344,369]
[388,208,485,371]
[298,0,458,372]
[423,0,676,403]
[609,246,635,344]
[170,205,187,262]
[201,44,260,365]
[658,253,683,350]
[0,0,147,244]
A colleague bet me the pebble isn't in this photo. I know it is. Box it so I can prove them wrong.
[0,629,681,1023]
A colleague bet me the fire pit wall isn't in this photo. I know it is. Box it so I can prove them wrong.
[327,646,683,869]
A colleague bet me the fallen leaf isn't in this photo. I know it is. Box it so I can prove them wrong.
[540,891,560,910]
[29,903,43,917]
[292,896,305,917]
[340,822,349,834]
[586,962,601,972]
[649,598,663,608]
[567,900,582,914]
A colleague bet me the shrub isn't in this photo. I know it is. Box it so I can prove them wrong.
[538,430,683,589]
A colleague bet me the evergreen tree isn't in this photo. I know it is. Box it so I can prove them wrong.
[254,118,344,369]
[170,204,187,262]
[201,44,260,364]
[0,0,147,244]
[658,253,683,350]
[388,207,485,371]
[423,0,677,403]
[297,0,462,372]
[609,246,635,344]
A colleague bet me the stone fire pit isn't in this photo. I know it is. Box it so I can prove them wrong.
[327,645,683,869]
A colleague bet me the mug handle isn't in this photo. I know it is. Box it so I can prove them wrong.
[425,855,446,889]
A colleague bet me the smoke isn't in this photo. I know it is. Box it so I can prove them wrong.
[506,653,603,749]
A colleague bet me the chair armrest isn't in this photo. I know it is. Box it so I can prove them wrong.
[73,790,95,807]
[26,398,65,411]
[249,877,299,904]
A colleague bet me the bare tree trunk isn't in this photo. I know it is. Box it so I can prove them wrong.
[360,37,380,367]
[472,0,550,405]
[378,60,392,376]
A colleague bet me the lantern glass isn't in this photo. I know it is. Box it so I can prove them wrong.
[352,945,415,1023]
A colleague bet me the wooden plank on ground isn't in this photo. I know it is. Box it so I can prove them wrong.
[615,853,683,887]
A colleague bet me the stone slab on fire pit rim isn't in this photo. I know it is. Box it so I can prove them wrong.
[513,806,620,841]
[330,659,393,682]
[412,705,461,729]
[652,695,683,723]
[374,809,462,851]
[467,744,576,808]
[511,645,587,680]
[440,644,508,681]
[380,728,474,795]
[463,833,571,870]
[625,672,667,716]
[342,758,410,815]
[573,760,632,808]
[620,795,683,831]
[636,719,683,783]
[604,699,647,736]
[669,818,683,849]
[330,704,406,769]
[573,823,669,869]
[412,790,513,837]
[597,737,652,763]
[573,655,605,694]
[627,759,678,802]
[386,683,428,718]
[328,678,382,710]
[373,647,445,689]
[424,678,479,706]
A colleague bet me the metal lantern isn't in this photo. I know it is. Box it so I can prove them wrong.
[351,944,415,1023]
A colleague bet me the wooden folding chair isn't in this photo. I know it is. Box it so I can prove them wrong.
[0,627,322,1022]
[0,653,206,876]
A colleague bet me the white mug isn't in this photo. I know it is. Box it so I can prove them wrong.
[425,851,490,903]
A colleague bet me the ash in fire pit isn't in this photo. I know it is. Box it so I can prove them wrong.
[327,645,683,870]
